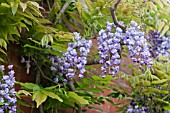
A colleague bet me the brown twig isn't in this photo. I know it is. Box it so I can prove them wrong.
[53,0,73,26]
[86,59,100,65]
[46,0,51,11]
[110,0,126,33]
[37,65,58,84]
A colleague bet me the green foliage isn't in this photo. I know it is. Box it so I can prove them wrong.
[50,0,115,37]
[1,0,170,112]
[68,92,89,105]
[118,59,170,112]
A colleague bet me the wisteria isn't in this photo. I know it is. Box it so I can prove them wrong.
[0,65,17,113]
[126,100,149,113]
[126,105,149,113]
[123,21,153,67]
[50,32,92,82]
[148,31,170,58]
[98,22,122,77]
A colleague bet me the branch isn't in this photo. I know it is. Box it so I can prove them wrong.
[37,65,58,84]
[58,0,73,19]
[53,0,73,26]
[86,59,100,65]
[86,58,133,75]
[110,0,126,32]
[46,0,51,11]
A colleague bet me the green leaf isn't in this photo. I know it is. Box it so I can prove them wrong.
[163,104,170,110]
[11,2,18,15]
[44,85,58,90]
[24,44,44,51]
[92,75,103,81]
[0,102,5,105]
[27,4,43,17]
[0,48,6,55]
[16,90,32,99]
[153,98,169,105]
[68,92,89,105]
[37,18,52,24]
[151,79,168,84]
[41,35,48,47]
[106,98,114,105]
[33,90,47,108]
[107,92,121,98]
[160,25,169,37]
[28,38,40,45]
[158,21,165,32]
[0,39,7,50]
[154,0,164,8]
[51,44,67,52]
[41,90,63,102]
[16,82,39,90]
[121,54,128,58]
[20,2,27,12]
[142,87,169,95]
[1,3,10,8]
[128,64,133,69]
[0,57,4,62]
[138,81,151,86]
[46,49,63,56]
[77,1,82,13]
[88,88,102,92]
[85,0,95,10]
[28,1,43,9]
[148,1,157,11]
[17,10,38,22]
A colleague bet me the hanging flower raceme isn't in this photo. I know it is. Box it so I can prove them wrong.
[0,65,17,113]
[98,22,122,77]
[122,21,153,67]
[98,21,154,77]
[148,31,170,58]
[50,32,92,82]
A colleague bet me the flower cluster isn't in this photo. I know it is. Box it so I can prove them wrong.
[64,32,92,78]
[50,56,67,83]
[126,105,149,113]
[50,32,92,81]
[123,21,153,67]
[148,31,170,58]
[0,65,17,113]
[126,101,149,113]
[98,22,122,77]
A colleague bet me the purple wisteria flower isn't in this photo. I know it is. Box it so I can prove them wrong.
[0,65,5,71]
[0,65,17,113]
[148,30,170,59]
[50,32,92,82]
[123,21,153,67]
[98,22,122,77]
